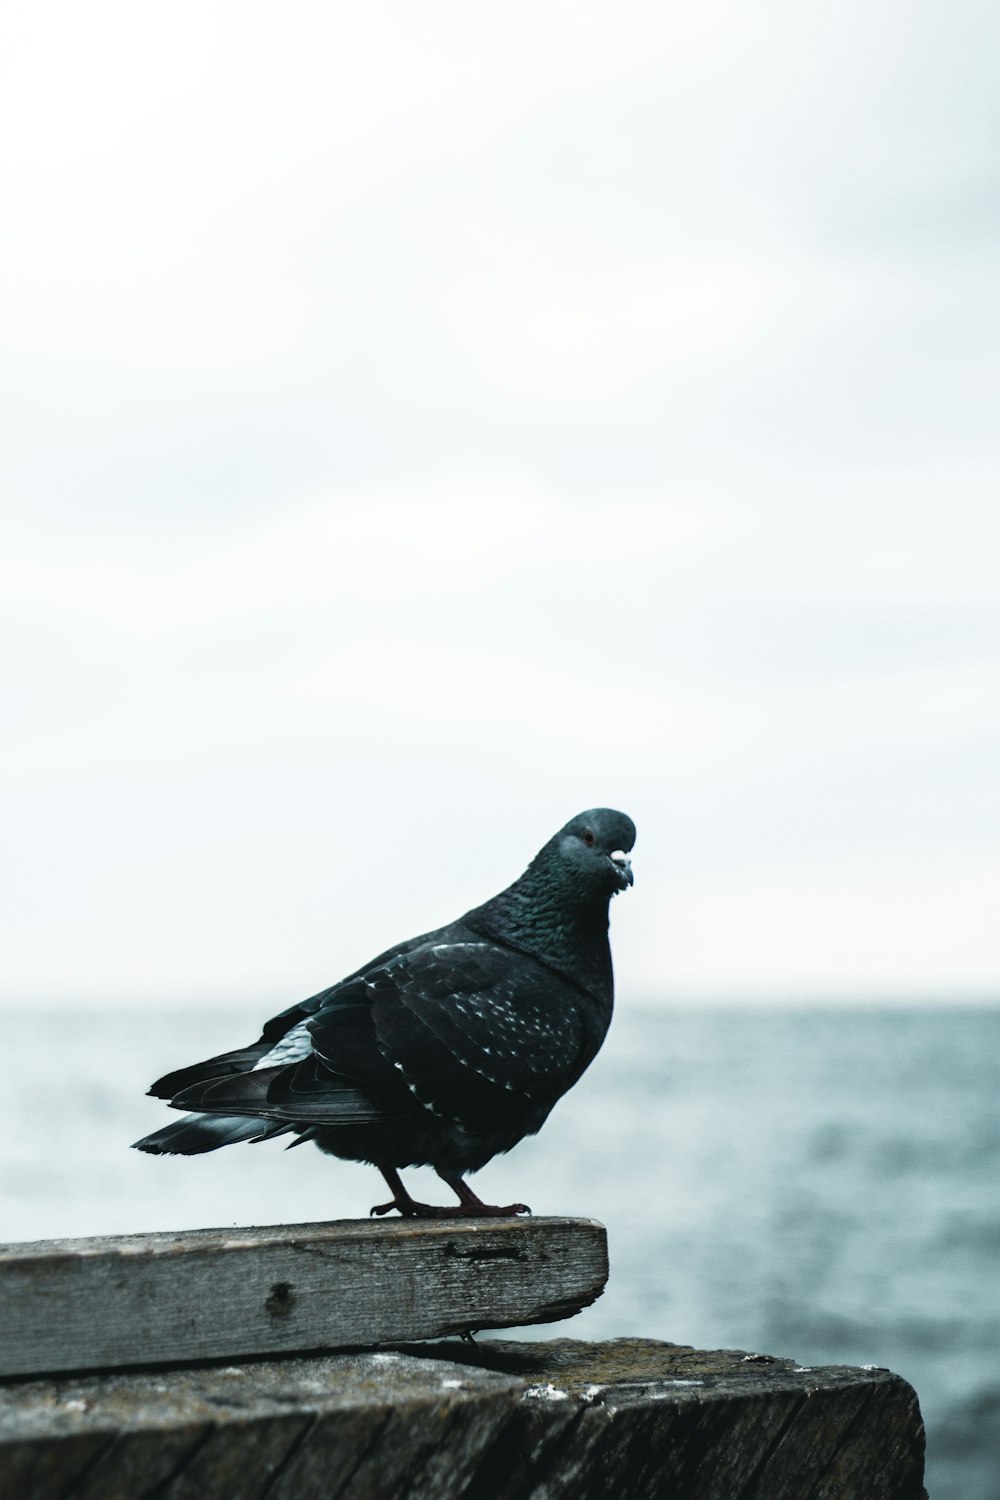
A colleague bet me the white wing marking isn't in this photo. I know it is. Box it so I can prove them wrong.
[252,1020,314,1071]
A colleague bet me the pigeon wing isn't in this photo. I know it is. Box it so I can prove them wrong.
[147,999,317,1100]
[164,981,414,1125]
[315,939,600,1134]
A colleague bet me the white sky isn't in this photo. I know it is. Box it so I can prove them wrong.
[2,1,998,1006]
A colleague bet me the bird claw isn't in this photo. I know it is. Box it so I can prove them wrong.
[369,1199,532,1219]
[448,1201,532,1217]
[369,1197,459,1218]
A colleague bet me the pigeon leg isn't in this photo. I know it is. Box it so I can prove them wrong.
[369,1165,461,1219]
[369,1166,530,1218]
[438,1173,531,1217]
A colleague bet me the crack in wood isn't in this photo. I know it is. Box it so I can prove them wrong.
[256,1412,318,1500]
[805,1382,928,1500]
[455,1402,589,1500]
[328,1412,394,1500]
[141,1423,216,1500]
[731,1393,807,1500]
[442,1242,530,1263]
[799,1384,883,1500]
[56,1432,119,1500]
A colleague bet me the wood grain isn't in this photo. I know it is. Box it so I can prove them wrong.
[0,1338,927,1500]
[0,1217,608,1377]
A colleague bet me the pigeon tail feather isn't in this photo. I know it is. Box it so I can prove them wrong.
[131,1112,274,1155]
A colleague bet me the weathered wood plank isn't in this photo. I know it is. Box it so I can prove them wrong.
[0,1338,927,1500]
[0,1217,607,1377]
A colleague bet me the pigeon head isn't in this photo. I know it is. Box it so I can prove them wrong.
[465,807,635,999]
[553,808,636,895]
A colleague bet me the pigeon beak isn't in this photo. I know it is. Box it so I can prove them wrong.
[610,850,634,888]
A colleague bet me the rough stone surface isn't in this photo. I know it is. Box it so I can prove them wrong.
[0,1337,927,1499]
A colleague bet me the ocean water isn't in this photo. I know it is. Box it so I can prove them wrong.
[2,1003,997,1499]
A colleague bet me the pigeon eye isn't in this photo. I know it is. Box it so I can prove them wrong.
[583,830,596,846]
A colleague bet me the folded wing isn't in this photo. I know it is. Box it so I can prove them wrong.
[150,938,598,1137]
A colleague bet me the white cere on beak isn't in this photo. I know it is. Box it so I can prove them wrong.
[610,850,629,865]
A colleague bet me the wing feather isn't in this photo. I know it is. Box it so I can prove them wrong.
[356,940,599,1130]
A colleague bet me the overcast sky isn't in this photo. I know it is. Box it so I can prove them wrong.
[2,0,998,1007]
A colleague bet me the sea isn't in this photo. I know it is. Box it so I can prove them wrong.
[2,1003,998,1500]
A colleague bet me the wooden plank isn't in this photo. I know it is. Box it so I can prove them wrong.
[0,1338,928,1500]
[0,1217,607,1378]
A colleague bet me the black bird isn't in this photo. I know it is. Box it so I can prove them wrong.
[133,808,635,1218]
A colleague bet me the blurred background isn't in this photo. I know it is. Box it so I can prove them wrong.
[2,3,998,1495]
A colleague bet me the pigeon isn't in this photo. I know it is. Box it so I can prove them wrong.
[133,808,635,1218]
